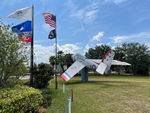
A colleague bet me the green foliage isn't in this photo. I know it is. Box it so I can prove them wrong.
[57,51,65,72]
[0,85,43,113]
[23,80,52,108]
[85,44,111,59]
[0,20,29,87]
[64,53,74,67]
[114,46,126,61]
[114,43,150,76]
[49,56,56,68]
[40,87,52,108]
[49,51,73,73]
[33,63,54,89]
[124,43,150,75]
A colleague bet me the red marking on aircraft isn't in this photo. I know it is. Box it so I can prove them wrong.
[92,60,100,65]
[61,74,68,81]
[102,51,112,62]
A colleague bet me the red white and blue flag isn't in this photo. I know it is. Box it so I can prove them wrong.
[12,21,32,45]
[42,13,56,28]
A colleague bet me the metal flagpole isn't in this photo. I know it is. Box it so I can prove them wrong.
[55,15,58,89]
[30,4,34,86]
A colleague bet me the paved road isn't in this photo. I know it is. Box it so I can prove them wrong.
[19,76,30,80]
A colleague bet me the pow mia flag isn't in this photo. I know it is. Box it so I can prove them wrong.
[48,29,56,39]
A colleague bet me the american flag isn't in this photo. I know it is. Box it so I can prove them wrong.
[42,13,56,28]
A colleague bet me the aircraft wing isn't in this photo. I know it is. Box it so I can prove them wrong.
[111,60,131,65]
[61,61,85,81]
[90,59,131,66]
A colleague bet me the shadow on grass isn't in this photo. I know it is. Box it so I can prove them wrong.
[65,80,137,88]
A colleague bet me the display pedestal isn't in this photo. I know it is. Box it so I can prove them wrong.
[81,67,88,82]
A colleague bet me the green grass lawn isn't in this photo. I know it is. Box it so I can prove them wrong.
[46,75,150,113]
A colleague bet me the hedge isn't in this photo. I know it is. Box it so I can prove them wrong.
[0,85,43,113]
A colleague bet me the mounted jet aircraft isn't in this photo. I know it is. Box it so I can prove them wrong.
[61,51,131,81]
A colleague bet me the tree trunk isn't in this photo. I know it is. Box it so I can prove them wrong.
[117,66,120,76]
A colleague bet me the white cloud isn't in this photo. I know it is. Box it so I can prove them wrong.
[70,8,98,23]
[85,10,98,17]
[84,44,90,53]
[96,43,104,46]
[105,0,127,4]
[146,43,150,50]
[58,44,79,54]
[34,44,55,64]
[106,42,111,45]
[113,31,150,44]
[92,32,104,41]
[113,36,126,43]
[111,46,116,50]
[34,43,80,64]
[84,9,98,23]
[113,0,127,4]
[68,0,99,23]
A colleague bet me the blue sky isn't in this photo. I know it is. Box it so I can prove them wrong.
[1,0,150,64]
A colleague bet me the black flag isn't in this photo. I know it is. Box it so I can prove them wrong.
[48,29,56,39]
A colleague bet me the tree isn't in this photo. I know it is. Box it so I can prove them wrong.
[49,51,74,73]
[114,46,127,75]
[85,44,111,59]
[64,53,74,68]
[124,43,150,76]
[57,51,65,72]
[114,46,126,61]
[49,51,65,73]
[85,48,96,58]
[114,43,150,76]
[49,56,56,68]
[0,20,28,87]
[33,63,54,88]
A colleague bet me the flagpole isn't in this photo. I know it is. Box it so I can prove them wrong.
[55,15,58,89]
[30,4,34,86]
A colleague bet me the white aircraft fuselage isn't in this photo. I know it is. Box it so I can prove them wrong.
[72,53,98,70]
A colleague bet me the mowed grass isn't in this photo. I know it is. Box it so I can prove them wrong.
[46,75,150,113]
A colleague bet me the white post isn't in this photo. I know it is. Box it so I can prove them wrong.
[63,83,65,93]
[68,97,71,113]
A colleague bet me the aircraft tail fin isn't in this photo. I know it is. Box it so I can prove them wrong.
[96,51,115,75]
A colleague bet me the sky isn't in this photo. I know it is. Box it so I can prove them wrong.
[1,0,150,64]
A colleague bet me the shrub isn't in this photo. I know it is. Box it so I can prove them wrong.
[33,63,54,89]
[40,88,52,108]
[0,85,43,113]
